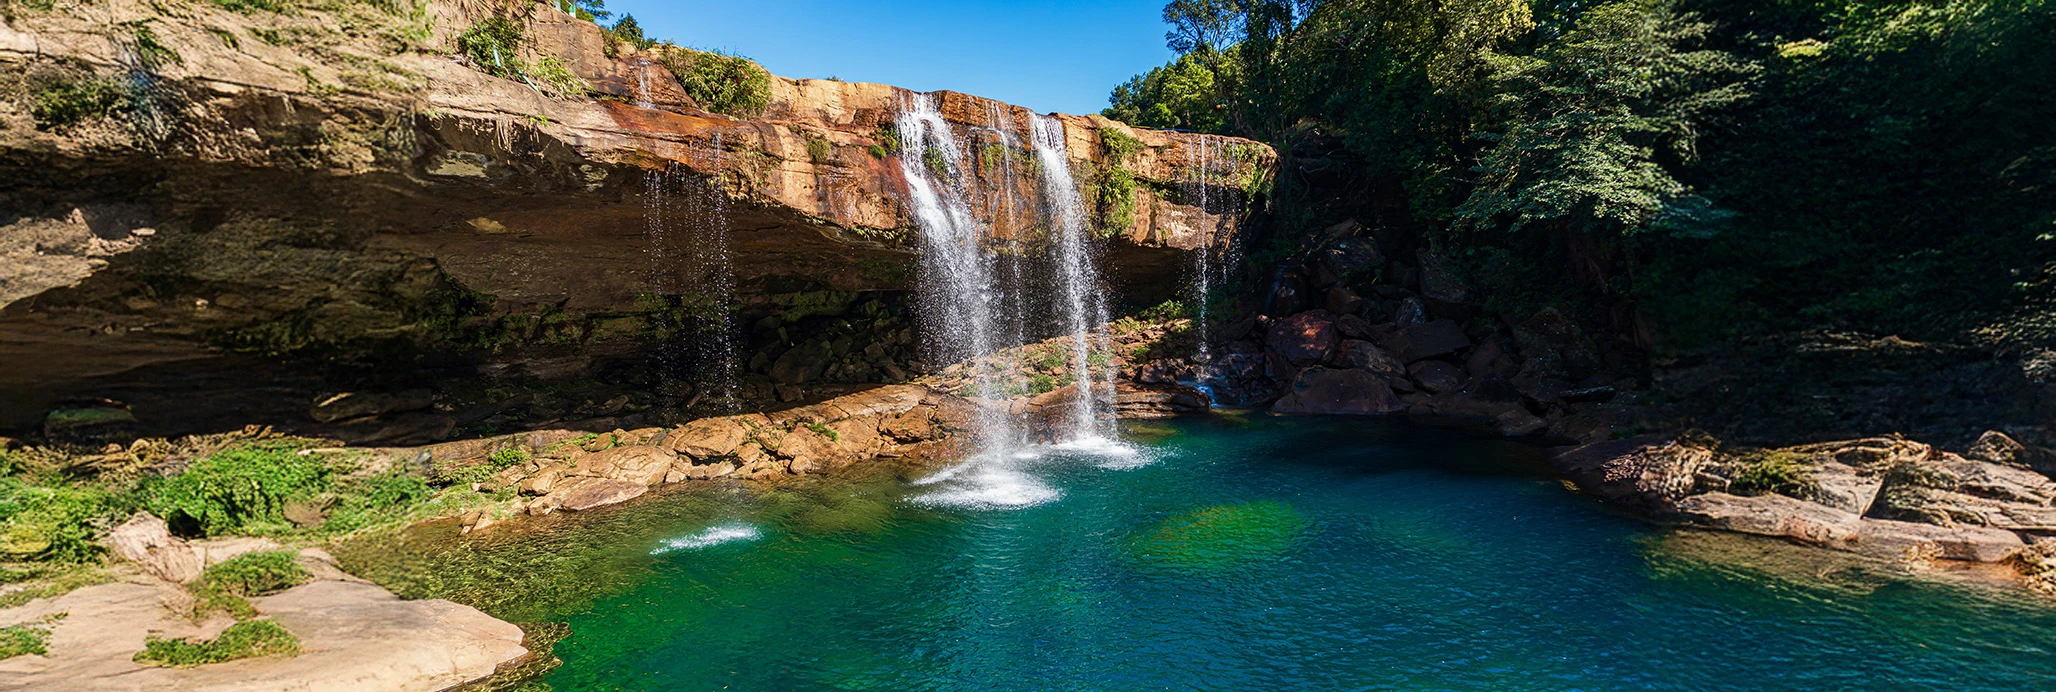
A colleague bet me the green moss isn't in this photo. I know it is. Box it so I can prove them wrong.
[0,614,62,660]
[1729,450,1819,499]
[660,48,770,118]
[135,619,300,667]
[212,0,285,12]
[867,144,889,159]
[806,136,832,163]
[189,551,311,619]
[27,73,128,132]
[803,422,839,442]
[873,122,901,155]
[0,479,125,563]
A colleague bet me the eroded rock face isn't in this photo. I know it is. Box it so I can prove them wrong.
[0,1,1274,433]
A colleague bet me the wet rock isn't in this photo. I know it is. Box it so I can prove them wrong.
[1394,297,1429,328]
[1267,311,1339,365]
[666,418,749,459]
[1672,492,1862,545]
[1273,367,1403,415]
[771,339,836,384]
[1849,518,2025,563]
[1548,435,1715,513]
[1381,319,1470,363]
[42,401,138,445]
[568,445,676,486]
[104,513,202,583]
[1407,361,1465,394]
[539,477,648,512]
[1115,383,1212,418]
[309,390,433,424]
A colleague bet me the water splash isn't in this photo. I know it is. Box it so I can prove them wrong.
[651,522,763,554]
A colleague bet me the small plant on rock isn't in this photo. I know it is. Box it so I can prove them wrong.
[661,48,771,118]
[135,619,300,667]
[188,550,311,619]
[458,16,527,79]
[0,614,63,660]
[1729,450,1818,499]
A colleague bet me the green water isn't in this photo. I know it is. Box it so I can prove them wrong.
[343,416,2056,690]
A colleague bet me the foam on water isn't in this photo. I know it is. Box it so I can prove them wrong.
[1051,434,1152,470]
[907,453,1061,510]
[651,522,764,554]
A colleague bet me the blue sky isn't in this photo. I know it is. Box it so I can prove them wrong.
[600,0,1176,115]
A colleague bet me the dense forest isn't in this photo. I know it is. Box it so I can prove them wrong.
[1106,0,2055,350]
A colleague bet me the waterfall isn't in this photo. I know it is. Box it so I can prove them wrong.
[894,93,1019,451]
[1028,114,1115,443]
[687,134,740,411]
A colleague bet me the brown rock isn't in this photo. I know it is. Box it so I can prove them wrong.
[548,477,649,512]
[518,467,567,495]
[1849,518,2025,562]
[667,418,749,458]
[1407,360,1464,394]
[1672,492,1862,545]
[1382,319,1470,363]
[1272,366,1404,415]
[309,390,432,424]
[104,513,202,583]
[1548,435,1714,513]
[1267,311,1340,365]
[568,445,676,486]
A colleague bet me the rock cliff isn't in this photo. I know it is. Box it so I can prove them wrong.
[0,0,1273,435]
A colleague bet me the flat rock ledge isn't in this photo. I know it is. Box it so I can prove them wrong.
[0,550,527,692]
[1549,431,2056,593]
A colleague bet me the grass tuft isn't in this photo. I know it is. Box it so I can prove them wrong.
[135,619,300,667]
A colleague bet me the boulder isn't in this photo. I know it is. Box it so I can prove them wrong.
[1808,459,1885,515]
[104,513,203,583]
[1334,313,1378,340]
[1334,340,1407,378]
[666,418,750,458]
[1671,492,1862,545]
[1548,435,1714,513]
[1849,518,2025,563]
[567,445,676,486]
[770,339,836,384]
[1382,319,1470,363]
[1114,383,1212,418]
[1267,311,1339,365]
[1966,430,2028,467]
[1272,367,1404,415]
[1407,360,1465,394]
[542,477,648,512]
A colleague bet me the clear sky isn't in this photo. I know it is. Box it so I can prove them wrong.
[600,0,1176,116]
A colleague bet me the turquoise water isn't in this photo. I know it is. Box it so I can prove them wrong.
[503,416,2056,690]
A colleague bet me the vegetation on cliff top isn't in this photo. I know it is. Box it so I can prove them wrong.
[1108,0,2056,350]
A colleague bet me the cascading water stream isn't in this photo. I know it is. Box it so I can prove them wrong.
[1027,114,1117,444]
[688,134,740,411]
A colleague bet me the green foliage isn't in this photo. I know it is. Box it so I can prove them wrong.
[139,441,328,537]
[661,49,771,118]
[1097,128,1144,234]
[873,122,901,155]
[607,14,655,50]
[322,470,434,534]
[27,72,128,132]
[0,615,61,660]
[0,479,124,563]
[1104,52,1230,132]
[212,0,285,12]
[803,422,840,442]
[1729,451,1818,499]
[529,56,590,98]
[189,551,311,619]
[488,447,532,469]
[135,619,300,667]
[1027,373,1058,395]
[1135,299,1191,322]
[554,0,611,23]
[806,136,832,163]
[1455,0,1755,241]
[458,17,527,79]
[867,144,889,159]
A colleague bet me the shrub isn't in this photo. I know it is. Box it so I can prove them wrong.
[806,136,832,163]
[530,56,589,98]
[322,470,434,534]
[1097,128,1144,234]
[1729,451,1818,499]
[140,442,329,537]
[28,74,128,132]
[661,49,770,118]
[0,479,124,563]
[135,619,300,666]
[608,14,655,50]
[458,17,526,79]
